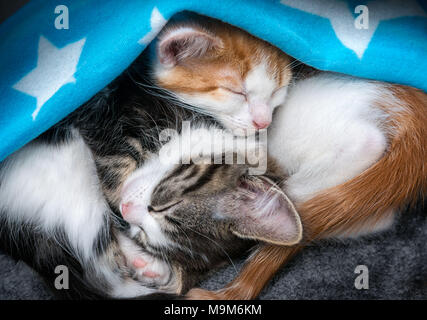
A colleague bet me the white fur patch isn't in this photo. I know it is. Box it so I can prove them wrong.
[269,72,389,203]
[0,132,108,261]
[329,209,396,239]
[120,156,176,249]
[0,132,177,298]
[245,60,277,103]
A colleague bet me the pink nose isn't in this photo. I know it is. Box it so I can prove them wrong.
[252,120,270,129]
[249,101,271,130]
[121,202,133,217]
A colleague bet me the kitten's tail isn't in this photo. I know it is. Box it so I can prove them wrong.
[299,85,427,239]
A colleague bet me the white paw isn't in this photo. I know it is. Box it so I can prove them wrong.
[117,233,171,286]
[128,251,170,286]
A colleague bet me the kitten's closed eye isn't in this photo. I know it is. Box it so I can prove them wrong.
[148,200,182,213]
[153,15,293,133]
[219,86,247,98]
[121,201,181,221]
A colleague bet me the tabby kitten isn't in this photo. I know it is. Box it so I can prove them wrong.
[0,65,301,298]
[116,126,303,293]
[0,13,298,298]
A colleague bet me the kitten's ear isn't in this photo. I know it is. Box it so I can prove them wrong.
[230,176,303,246]
[158,26,223,67]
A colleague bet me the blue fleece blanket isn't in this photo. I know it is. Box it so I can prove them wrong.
[0,0,426,161]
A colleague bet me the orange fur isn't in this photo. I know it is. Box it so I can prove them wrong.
[156,16,292,97]
[302,85,426,239]
[186,84,427,300]
[187,244,302,300]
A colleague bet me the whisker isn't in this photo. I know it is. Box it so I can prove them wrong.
[183,225,239,275]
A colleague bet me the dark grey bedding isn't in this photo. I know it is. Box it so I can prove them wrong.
[1,204,425,300]
[202,204,427,300]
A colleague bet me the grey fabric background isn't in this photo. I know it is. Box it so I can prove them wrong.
[200,205,426,300]
[0,205,425,300]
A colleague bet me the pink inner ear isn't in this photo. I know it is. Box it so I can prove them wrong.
[253,191,301,243]
[158,40,178,66]
[260,193,300,240]
[158,27,221,67]
[233,178,302,245]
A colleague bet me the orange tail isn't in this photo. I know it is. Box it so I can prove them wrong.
[300,85,427,239]
[187,244,302,300]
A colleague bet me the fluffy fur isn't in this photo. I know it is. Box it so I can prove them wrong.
[187,72,427,299]
[0,130,173,298]
[119,126,302,292]
[0,36,299,297]
[152,13,293,132]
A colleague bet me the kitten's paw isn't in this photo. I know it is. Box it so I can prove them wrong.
[117,234,171,286]
[128,251,170,285]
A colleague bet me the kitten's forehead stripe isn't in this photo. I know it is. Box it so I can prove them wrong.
[181,164,222,195]
[153,163,192,195]
[182,165,200,180]
[154,164,223,200]
[169,164,192,178]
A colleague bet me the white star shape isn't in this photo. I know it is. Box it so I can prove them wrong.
[281,0,426,58]
[138,6,167,45]
[13,36,86,120]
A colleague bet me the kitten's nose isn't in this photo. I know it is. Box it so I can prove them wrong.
[252,120,270,129]
[249,101,271,130]
[121,202,133,217]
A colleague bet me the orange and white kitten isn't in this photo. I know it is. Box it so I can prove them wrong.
[149,14,293,132]
[187,72,427,300]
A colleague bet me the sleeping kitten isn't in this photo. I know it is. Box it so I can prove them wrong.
[0,125,301,298]
[72,14,295,212]
[0,70,302,298]
[0,12,299,297]
[117,126,302,293]
[142,13,293,133]
[187,72,427,300]
[0,13,297,298]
